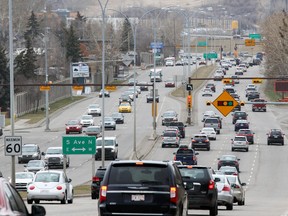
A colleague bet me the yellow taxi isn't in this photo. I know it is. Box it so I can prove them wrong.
[118,102,132,113]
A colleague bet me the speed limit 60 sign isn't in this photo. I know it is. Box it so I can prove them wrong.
[4,136,22,156]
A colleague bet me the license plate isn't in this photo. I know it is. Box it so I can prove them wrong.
[131,194,145,201]
[40,190,49,193]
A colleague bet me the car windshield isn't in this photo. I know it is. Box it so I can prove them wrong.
[205,118,218,123]
[35,172,60,183]
[22,146,37,153]
[177,149,194,154]
[221,155,236,161]
[96,139,115,146]
[202,128,214,132]
[120,103,130,107]
[194,135,207,139]
[82,115,92,120]
[27,161,43,167]
[46,148,62,154]
[104,117,114,121]
[235,112,246,117]
[16,173,34,179]
[220,167,237,172]
[271,130,282,135]
[234,137,246,141]
[109,165,169,185]
[67,120,79,125]
[226,176,236,184]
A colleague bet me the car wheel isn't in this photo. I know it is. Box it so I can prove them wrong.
[162,144,165,148]
[214,137,217,140]
[217,130,220,134]
[61,193,66,204]
[252,109,255,112]
[246,148,249,152]
[18,159,21,164]
[226,203,233,210]
[282,142,284,145]
[66,131,69,134]
[209,204,217,216]
[68,193,73,204]
[238,199,245,205]
[34,200,40,204]
[207,147,210,151]
[27,199,33,204]
[267,142,270,145]
[113,127,116,130]
[91,193,97,200]
[232,148,234,152]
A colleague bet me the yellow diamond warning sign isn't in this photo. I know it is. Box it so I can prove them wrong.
[212,91,238,117]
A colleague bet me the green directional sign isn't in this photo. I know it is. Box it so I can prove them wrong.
[197,41,207,47]
[249,34,261,39]
[203,53,218,59]
[62,136,96,155]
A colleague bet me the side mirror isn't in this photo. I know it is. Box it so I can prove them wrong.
[24,165,27,167]
[195,152,199,155]
[115,144,118,147]
[41,152,45,156]
[68,178,72,183]
[241,183,246,186]
[184,125,187,127]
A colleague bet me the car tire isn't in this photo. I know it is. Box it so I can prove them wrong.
[282,142,284,145]
[232,148,234,151]
[214,137,217,140]
[27,199,33,204]
[207,147,210,151]
[162,144,165,148]
[226,203,233,210]
[246,148,249,152]
[238,199,245,205]
[209,204,217,216]
[68,192,73,204]
[61,194,66,204]
[217,130,220,134]
[91,193,97,200]
[267,142,270,145]
[66,131,69,134]
[18,159,21,164]
[113,127,116,130]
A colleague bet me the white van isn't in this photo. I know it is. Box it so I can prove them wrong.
[149,69,163,82]
[95,137,118,160]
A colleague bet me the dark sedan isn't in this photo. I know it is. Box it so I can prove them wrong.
[247,91,260,101]
[217,155,240,172]
[267,129,285,145]
[234,120,249,132]
[191,134,211,151]
[111,112,124,124]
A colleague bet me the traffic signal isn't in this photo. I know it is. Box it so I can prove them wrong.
[217,101,234,106]
[240,101,245,106]
[223,79,232,84]
[206,101,212,106]
[187,95,192,108]
[186,84,193,91]
[252,79,262,84]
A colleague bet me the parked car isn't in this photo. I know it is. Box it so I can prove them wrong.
[27,170,73,204]
[42,147,70,169]
[0,175,46,215]
[24,160,47,174]
[225,175,246,205]
[191,134,211,151]
[18,144,41,164]
[98,160,187,216]
[217,155,240,172]
[178,165,219,216]
[212,174,234,210]
[91,167,106,199]
[267,129,285,145]
[65,119,82,134]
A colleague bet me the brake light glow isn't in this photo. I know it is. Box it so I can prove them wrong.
[92,177,100,182]
[170,187,177,204]
[222,185,231,191]
[208,180,215,190]
[233,184,240,189]
[136,162,143,165]
[99,186,107,203]
[173,155,176,161]
[29,185,35,190]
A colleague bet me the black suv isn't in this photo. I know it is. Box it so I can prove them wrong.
[267,129,285,145]
[91,167,107,199]
[98,160,187,216]
[166,121,187,138]
[232,111,248,124]
[178,165,219,216]
[18,144,41,164]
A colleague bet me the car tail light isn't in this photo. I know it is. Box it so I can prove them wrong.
[170,187,177,204]
[92,176,100,182]
[233,184,240,189]
[233,172,238,176]
[222,185,231,191]
[192,139,196,143]
[208,180,215,190]
[56,186,63,190]
[29,185,35,190]
[99,186,107,203]
[205,139,209,142]
[193,155,197,161]
[173,155,176,161]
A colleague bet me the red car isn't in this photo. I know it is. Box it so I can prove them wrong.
[237,129,254,144]
[65,120,82,134]
[164,79,175,87]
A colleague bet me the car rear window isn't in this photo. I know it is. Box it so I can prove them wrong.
[234,137,246,141]
[177,149,194,154]
[179,168,209,181]
[163,132,176,137]
[108,165,170,185]
[194,135,207,139]
[205,118,218,123]
[235,112,247,117]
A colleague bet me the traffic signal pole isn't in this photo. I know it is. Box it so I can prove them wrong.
[187,77,192,125]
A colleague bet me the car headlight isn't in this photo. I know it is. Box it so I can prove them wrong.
[32,153,38,157]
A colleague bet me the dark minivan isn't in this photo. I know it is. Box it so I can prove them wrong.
[98,160,187,216]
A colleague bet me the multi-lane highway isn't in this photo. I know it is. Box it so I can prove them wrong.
[2,61,288,216]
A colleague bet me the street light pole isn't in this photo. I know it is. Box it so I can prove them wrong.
[44,27,50,132]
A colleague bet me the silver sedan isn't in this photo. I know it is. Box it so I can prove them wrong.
[213,174,234,210]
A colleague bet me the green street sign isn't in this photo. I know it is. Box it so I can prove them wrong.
[197,41,207,47]
[249,34,261,39]
[62,136,96,155]
[203,53,218,59]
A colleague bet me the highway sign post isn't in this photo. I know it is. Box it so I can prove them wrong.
[4,136,22,156]
[62,136,96,155]
[212,91,238,117]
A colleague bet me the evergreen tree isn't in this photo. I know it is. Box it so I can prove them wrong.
[120,18,134,52]
[66,25,81,62]
[74,11,87,39]
[0,46,10,111]
[24,11,40,42]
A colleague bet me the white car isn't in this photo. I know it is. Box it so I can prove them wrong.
[165,59,174,66]
[27,170,73,204]
[202,110,216,122]
[200,127,217,140]
[80,114,94,126]
[43,147,70,168]
[202,88,213,97]
[87,104,101,116]
[12,172,35,191]
[231,136,249,152]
